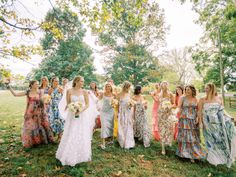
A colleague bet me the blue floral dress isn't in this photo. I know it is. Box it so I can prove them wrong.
[176,97,206,159]
[203,102,236,167]
[48,88,65,134]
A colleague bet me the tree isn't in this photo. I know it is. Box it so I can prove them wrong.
[160,47,198,85]
[106,44,162,86]
[0,0,43,60]
[30,8,97,85]
[67,0,167,85]
[181,0,236,90]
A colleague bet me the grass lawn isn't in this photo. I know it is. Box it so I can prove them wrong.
[0,91,236,177]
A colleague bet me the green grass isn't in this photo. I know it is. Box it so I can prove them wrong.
[0,91,236,177]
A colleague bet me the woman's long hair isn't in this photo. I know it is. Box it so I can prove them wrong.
[206,83,218,100]
[40,76,49,89]
[72,76,83,87]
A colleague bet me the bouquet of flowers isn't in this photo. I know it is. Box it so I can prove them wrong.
[161,100,172,110]
[111,98,119,108]
[68,101,83,118]
[41,94,51,104]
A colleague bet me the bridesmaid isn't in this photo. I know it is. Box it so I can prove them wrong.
[99,82,114,149]
[89,81,101,130]
[39,76,50,94]
[62,78,69,89]
[133,85,150,148]
[198,83,236,167]
[107,79,119,138]
[176,85,205,162]
[174,85,184,140]
[48,77,64,141]
[5,80,54,148]
[151,83,161,141]
[117,81,135,149]
[158,81,177,155]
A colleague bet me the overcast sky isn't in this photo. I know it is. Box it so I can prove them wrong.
[1,0,204,76]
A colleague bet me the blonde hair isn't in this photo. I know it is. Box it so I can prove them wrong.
[72,76,83,87]
[160,81,171,98]
[122,81,131,93]
[104,82,113,93]
[206,83,218,100]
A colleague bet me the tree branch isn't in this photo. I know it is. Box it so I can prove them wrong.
[0,17,40,30]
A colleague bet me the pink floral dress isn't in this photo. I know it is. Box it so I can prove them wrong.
[22,91,54,148]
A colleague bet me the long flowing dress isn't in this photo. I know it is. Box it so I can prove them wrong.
[118,95,135,149]
[48,88,64,134]
[100,96,114,138]
[158,97,177,146]
[152,94,160,140]
[134,102,150,147]
[56,95,97,166]
[22,92,54,148]
[176,97,206,159]
[174,95,181,140]
[203,102,236,167]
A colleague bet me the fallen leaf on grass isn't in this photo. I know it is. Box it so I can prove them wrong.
[114,171,122,177]
[26,161,31,165]
[138,155,144,159]
[0,139,4,144]
[208,173,212,177]
[20,174,27,177]
[4,157,9,161]
[17,167,23,171]
[54,166,61,171]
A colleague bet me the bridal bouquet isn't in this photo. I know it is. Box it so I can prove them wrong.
[41,94,51,104]
[68,101,83,118]
[111,98,119,108]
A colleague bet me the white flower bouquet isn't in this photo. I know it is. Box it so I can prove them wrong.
[41,94,51,104]
[68,101,83,118]
[111,98,119,108]
[162,100,172,109]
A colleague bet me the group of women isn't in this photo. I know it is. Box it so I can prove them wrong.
[5,76,236,168]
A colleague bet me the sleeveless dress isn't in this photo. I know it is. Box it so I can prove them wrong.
[158,97,177,146]
[176,97,205,159]
[203,102,236,167]
[118,95,135,149]
[100,96,114,138]
[22,92,54,148]
[134,102,150,147]
[48,88,64,134]
[152,94,160,140]
[56,95,96,166]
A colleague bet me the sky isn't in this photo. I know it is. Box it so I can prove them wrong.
[1,0,204,76]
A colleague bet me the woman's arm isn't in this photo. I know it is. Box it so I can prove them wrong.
[197,98,204,125]
[7,85,26,97]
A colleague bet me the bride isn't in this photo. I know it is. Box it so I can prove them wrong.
[56,76,98,166]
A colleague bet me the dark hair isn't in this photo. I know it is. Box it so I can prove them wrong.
[90,81,97,91]
[40,76,49,89]
[26,80,38,96]
[185,85,196,97]
[175,85,184,96]
[134,85,142,95]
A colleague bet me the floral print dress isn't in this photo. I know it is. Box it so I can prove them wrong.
[134,102,150,147]
[22,91,54,148]
[176,97,205,159]
[203,103,236,167]
[158,97,177,146]
[48,88,64,134]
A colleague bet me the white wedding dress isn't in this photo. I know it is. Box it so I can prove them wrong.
[56,94,97,166]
